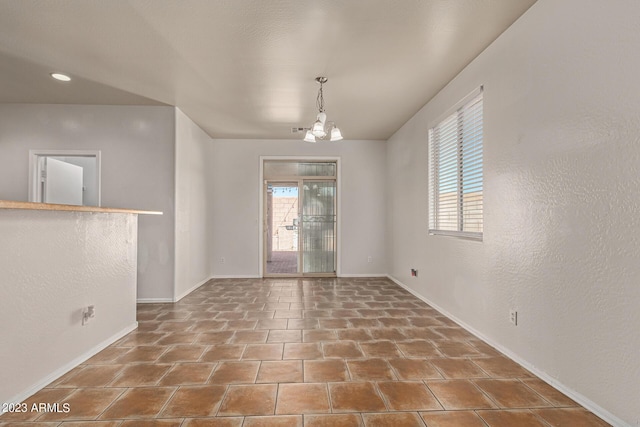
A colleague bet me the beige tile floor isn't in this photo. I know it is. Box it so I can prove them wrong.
[0,278,610,426]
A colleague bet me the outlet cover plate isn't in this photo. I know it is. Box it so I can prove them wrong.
[509,309,518,326]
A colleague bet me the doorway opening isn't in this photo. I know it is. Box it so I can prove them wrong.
[266,183,299,274]
[263,160,337,277]
[29,150,101,206]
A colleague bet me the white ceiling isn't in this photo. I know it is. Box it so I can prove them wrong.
[0,0,536,140]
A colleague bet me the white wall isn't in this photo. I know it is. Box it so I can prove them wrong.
[386,0,640,425]
[0,104,176,300]
[210,139,387,277]
[174,108,213,299]
[0,209,138,404]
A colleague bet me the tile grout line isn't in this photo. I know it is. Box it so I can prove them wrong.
[154,385,180,419]
[90,386,129,423]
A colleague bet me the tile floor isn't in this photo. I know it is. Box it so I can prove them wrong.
[265,251,298,275]
[0,278,610,426]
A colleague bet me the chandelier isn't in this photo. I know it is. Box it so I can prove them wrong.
[304,77,343,142]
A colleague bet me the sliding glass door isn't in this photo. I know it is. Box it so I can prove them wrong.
[301,180,336,274]
[263,161,337,277]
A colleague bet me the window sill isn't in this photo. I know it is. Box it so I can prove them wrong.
[428,230,483,241]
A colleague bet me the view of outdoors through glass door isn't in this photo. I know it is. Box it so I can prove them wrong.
[265,183,299,275]
[264,161,337,276]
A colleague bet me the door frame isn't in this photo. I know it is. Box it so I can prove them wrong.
[259,156,341,278]
[28,149,102,206]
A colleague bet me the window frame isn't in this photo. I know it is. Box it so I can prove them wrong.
[428,87,483,241]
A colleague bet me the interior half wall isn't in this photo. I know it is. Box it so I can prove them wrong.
[0,104,176,301]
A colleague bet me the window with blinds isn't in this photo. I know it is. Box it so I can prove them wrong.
[429,88,483,239]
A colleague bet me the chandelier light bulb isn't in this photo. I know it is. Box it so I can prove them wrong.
[304,130,317,143]
[312,119,326,138]
[330,125,343,141]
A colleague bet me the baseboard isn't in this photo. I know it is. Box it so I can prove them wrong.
[136,298,174,303]
[6,322,137,405]
[173,276,213,302]
[211,275,262,279]
[211,274,389,279]
[338,274,388,278]
[386,275,628,427]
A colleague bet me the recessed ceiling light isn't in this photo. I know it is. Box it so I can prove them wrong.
[50,73,71,82]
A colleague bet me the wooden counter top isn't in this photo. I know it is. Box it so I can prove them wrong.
[0,200,162,215]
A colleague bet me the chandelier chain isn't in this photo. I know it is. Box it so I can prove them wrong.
[316,81,325,113]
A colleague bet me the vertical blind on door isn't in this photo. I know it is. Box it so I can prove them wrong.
[428,88,483,239]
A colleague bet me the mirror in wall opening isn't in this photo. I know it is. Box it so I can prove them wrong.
[29,150,101,206]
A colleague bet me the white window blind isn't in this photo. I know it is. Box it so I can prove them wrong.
[429,88,483,239]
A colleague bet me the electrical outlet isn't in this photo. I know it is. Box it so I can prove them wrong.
[220,257,225,264]
[82,305,95,326]
[509,309,518,326]
[367,256,372,263]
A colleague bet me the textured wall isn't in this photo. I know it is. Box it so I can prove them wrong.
[0,209,138,403]
[210,139,387,277]
[174,108,213,300]
[386,0,640,425]
[0,104,176,300]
